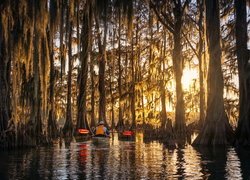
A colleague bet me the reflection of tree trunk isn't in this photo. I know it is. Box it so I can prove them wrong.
[195,147,227,179]
[193,0,234,146]
[235,0,250,147]
[176,148,185,176]
[76,7,91,131]
[236,148,250,178]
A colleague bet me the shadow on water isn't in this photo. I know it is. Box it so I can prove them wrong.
[194,147,228,179]
[0,133,250,179]
[235,147,250,179]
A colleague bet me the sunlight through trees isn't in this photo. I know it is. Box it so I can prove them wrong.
[0,0,249,149]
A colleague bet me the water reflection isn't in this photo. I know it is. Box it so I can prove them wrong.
[236,148,250,179]
[0,133,249,179]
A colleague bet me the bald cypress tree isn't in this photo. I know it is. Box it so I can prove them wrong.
[235,0,250,147]
[193,0,234,146]
[150,0,190,134]
[0,4,11,145]
[76,2,92,133]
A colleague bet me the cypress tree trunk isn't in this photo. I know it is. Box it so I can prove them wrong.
[235,0,250,147]
[109,63,115,129]
[110,28,116,130]
[117,11,124,129]
[95,15,107,125]
[90,52,96,128]
[63,20,73,137]
[59,0,66,78]
[130,31,136,129]
[98,46,107,125]
[89,3,95,130]
[47,36,58,139]
[76,5,91,132]
[173,7,185,134]
[30,32,42,145]
[193,0,234,146]
[98,51,107,124]
[197,0,206,127]
[161,30,173,133]
[0,16,11,144]
[160,82,167,128]
[47,0,59,139]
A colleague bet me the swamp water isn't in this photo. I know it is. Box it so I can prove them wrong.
[0,133,250,179]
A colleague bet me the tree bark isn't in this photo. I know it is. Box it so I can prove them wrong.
[130,30,136,129]
[235,0,250,147]
[63,20,73,137]
[90,46,96,129]
[109,63,115,129]
[90,55,96,129]
[59,0,66,78]
[30,32,42,144]
[117,11,124,129]
[197,0,206,127]
[76,5,91,132]
[0,18,11,137]
[161,30,173,133]
[47,34,58,139]
[95,14,107,126]
[193,0,234,146]
[173,5,185,133]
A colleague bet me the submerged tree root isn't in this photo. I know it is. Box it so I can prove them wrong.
[0,124,55,150]
[143,124,194,148]
[192,117,235,147]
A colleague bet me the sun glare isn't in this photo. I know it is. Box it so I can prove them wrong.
[182,68,199,90]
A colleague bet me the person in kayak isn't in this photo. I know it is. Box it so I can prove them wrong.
[94,121,109,137]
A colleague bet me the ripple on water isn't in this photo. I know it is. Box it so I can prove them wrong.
[0,134,248,179]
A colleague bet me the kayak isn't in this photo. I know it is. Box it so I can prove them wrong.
[118,130,135,141]
[92,136,110,146]
[75,128,91,142]
[122,130,133,136]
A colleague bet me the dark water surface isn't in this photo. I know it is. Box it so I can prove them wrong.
[0,133,250,180]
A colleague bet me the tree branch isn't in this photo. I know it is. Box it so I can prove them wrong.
[150,0,175,33]
[161,10,175,28]
[182,0,190,14]
[182,32,199,58]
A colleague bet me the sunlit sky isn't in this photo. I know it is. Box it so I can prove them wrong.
[182,68,199,91]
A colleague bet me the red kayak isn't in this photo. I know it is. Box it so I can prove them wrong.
[78,129,89,135]
[122,130,133,136]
